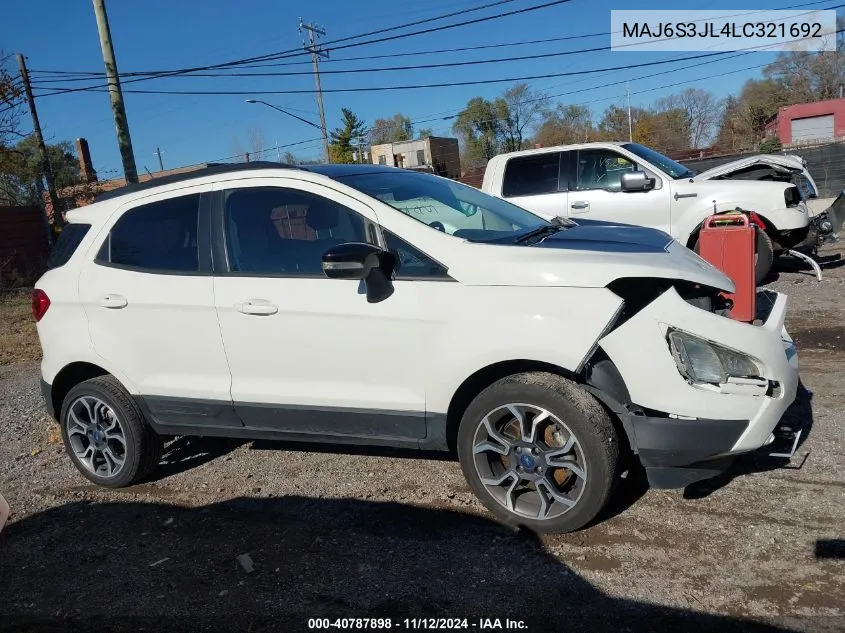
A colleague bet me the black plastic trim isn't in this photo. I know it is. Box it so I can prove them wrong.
[631,414,747,468]
[41,379,55,419]
[136,395,449,450]
[234,401,427,440]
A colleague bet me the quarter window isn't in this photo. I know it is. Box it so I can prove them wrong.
[98,194,200,272]
[46,223,91,270]
[502,153,561,197]
[224,187,369,276]
[382,230,448,279]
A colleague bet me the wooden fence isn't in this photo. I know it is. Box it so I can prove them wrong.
[0,205,49,286]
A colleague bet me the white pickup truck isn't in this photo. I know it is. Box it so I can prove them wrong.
[481,142,812,282]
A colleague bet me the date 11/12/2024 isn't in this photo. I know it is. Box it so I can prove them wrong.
[307,618,528,630]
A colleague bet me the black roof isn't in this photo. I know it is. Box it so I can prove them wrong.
[93,161,412,202]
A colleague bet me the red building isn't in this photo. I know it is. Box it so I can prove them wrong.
[764,98,845,146]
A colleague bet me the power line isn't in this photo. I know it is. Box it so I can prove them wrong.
[29,0,573,94]
[27,0,833,81]
[31,0,572,92]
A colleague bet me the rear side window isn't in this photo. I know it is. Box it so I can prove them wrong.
[46,223,90,270]
[97,194,200,272]
[502,153,561,197]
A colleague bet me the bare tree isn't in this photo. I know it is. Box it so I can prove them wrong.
[0,52,23,147]
[247,126,267,160]
[500,83,550,151]
[655,88,723,149]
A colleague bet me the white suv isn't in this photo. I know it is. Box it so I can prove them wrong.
[482,142,812,283]
[34,163,799,533]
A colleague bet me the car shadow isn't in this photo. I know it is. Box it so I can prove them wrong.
[683,380,814,500]
[0,496,803,633]
[145,436,246,482]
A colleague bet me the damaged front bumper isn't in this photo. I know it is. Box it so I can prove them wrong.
[793,191,845,253]
[597,287,799,489]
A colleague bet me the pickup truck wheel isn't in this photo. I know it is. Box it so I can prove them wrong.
[60,376,163,488]
[693,227,774,285]
[457,372,620,533]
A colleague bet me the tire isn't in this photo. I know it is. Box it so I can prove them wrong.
[59,375,163,488]
[693,227,774,286]
[457,372,620,533]
[754,228,774,285]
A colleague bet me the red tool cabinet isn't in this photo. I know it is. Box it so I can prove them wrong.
[698,213,756,322]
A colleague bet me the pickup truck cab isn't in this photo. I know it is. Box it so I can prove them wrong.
[482,142,811,282]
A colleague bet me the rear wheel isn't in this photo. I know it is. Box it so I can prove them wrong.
[457,372,620,533]
[60,375,163,488]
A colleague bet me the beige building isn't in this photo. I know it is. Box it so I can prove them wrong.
[370,137,460,178]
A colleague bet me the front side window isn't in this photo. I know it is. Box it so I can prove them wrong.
[99,194,200,272]
[335,170,548,243]
[576,149,637,192]
[224,187,369,275]
[502,153,561,197]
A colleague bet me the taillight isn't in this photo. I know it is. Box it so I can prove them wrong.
[31,289,50,322]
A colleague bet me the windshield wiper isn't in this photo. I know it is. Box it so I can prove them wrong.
[516,223,568,244]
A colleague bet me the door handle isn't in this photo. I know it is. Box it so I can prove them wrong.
[237,300,278,316]
[570,201,590,212]
[100,294,127,309]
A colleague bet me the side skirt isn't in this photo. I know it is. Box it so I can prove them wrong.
[136,396,450,451]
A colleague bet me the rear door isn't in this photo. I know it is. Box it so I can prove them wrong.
[499,152,568,219]
[78,186,237,427]
[567,147,672,234]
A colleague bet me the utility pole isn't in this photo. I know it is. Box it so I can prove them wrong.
[17,54,63,231]
[92,0,138,183]
[154,146,164,171]
[626,82,633,143]
[300,19,330,163]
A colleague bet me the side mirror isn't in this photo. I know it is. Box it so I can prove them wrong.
[621,170,655,192]
[321,242,397,303]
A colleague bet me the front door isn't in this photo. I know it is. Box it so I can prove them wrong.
[211,179,427,442]
[566,148,672,235]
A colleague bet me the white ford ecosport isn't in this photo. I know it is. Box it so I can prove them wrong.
[34,163,799,533]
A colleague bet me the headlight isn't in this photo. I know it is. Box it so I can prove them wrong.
[668,330,761,384]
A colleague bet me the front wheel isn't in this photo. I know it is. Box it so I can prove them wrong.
[457,372,621,533]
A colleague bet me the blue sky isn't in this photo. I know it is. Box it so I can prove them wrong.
[2,0,832,178]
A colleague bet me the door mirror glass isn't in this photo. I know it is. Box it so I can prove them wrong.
[321,242,397,303]
[621,170,654,192]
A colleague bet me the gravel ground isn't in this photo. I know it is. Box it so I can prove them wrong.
[1,244,844,633]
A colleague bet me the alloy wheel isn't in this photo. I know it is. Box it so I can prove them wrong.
[65,395,127,478]
[472,403,587,520]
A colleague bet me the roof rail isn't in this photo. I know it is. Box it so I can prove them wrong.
[94,161,300,202]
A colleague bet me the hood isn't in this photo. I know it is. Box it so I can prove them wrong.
[694,154,805,179]
[449,220,735,292]
[693,154,817,198]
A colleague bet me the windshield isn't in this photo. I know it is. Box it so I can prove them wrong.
[334,170,550,242]
[621,142,695,179]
